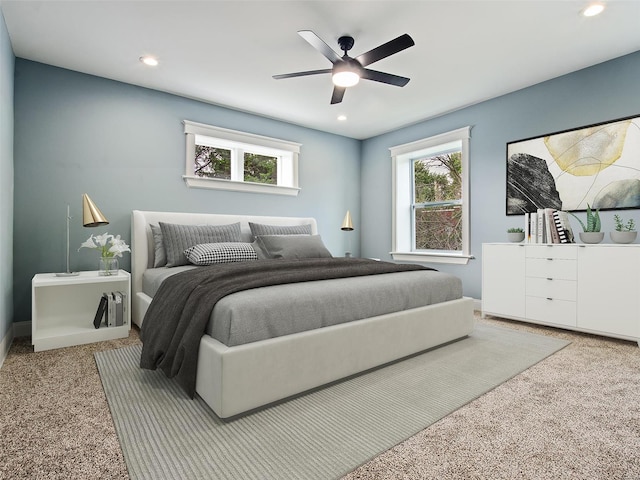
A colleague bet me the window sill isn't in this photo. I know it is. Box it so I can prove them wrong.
[390,251,474,265]
[183,176,300,196]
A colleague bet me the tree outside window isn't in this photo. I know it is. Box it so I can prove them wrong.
[413,152,462,251]
[244,153,277,185]
[195,145,231,180]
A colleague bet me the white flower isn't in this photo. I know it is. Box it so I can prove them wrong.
[108,235,131,257]
[79,236,98,250]
[79,232,130,258]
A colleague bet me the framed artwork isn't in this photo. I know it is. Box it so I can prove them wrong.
[506,114,640,215]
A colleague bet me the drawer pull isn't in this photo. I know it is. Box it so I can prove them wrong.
[547,277,553,280]
[546,297,553,300]
[546,257,553,261]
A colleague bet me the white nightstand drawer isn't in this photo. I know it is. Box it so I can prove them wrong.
[526,277,576,301]
[526,258,576,280]
[526,245,577,260]
[526,296,577,327]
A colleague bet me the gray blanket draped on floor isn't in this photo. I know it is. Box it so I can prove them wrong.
[139,257,430,397]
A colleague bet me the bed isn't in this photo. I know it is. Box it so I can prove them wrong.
[131,210,474,418]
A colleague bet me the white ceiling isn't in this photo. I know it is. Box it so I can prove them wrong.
[2,1,639,139]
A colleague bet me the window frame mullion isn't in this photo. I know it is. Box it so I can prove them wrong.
[230,147,244,182]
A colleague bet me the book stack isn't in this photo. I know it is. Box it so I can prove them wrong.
[93,291,128,329]
[524,208,575,244]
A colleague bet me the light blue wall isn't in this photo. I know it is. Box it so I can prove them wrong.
[11,50,640,322]
[0,10,14,340]
[361,50,640,300]
[13,60,361,322]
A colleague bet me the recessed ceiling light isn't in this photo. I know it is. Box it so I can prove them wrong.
[583,3,605,17]
[139,56,159,67]
[337,115,347,121]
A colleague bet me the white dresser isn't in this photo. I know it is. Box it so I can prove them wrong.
[482,243,640,345]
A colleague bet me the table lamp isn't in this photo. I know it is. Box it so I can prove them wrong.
[56,194,109,277]
[341,210,354,257]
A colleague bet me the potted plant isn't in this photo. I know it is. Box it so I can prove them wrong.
[507,227,525,243]
[569,204,604,244]
[610,214,637,244]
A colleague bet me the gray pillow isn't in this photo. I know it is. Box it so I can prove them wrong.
[159,222,242,267]
[150,224,167,268]
[255,235,332,259]
[248,222,312,238]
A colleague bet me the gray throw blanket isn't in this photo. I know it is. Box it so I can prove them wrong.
[139,257,430,397]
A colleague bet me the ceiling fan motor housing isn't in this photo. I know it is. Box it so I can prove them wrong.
[338,36,355,54]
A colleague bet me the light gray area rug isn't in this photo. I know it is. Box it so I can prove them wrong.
[95,324,569,480]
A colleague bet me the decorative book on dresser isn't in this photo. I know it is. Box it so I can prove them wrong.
[482,243,640,346]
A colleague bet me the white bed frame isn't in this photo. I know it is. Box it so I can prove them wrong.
[131,210,475,418]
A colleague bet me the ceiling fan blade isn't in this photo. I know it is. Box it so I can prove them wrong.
[273,69,332,80]
[355,34,415,67]
[361,68,410,87]
[298,30,342,64]
[330,86,346,104]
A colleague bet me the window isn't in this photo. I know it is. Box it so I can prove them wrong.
[390,126,471,264]
[183,120,301,196]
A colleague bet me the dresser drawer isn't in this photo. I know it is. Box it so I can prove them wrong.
[526,245,577,260]
[526,258,576,280]
[526,296,577,327]
[526,277,576,301]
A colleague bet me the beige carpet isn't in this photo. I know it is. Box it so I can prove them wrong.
[1,314,639,479]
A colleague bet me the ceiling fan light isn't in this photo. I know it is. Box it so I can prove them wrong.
[332,71,360,87]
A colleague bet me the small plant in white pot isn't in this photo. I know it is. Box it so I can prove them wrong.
[569,204,604,244]
[610,214,637,244]
[507,227,525,243]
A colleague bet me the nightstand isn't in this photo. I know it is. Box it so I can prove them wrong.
[31,270,131,352]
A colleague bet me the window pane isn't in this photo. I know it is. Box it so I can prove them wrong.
[194,145,231,180]
[415,204,462,250]
[244,152,277,185]
[414,152,462,203]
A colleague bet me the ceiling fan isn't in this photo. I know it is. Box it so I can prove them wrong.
[273,30,415,105]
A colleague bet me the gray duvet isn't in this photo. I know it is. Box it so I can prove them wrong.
[143,263,462,347]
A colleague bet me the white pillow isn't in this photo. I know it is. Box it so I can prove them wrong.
[184,242,258,266]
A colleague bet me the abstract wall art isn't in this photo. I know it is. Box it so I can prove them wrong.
[506,114,640,215]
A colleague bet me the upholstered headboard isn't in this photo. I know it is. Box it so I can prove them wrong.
[130,210,318,325]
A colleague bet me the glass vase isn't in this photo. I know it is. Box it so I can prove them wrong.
[99,256,119,276]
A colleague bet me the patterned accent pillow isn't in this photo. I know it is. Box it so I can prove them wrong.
[159,222,242,267]
[248,222,312,239]
[184,242,258,266]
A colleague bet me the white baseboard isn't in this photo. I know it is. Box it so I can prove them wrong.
[0,326,14,369]
[473,298,482,313]
[0,321,31,370]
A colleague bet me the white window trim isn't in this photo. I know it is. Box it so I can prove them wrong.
[390,126,472,265]
[183,120,301,196]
